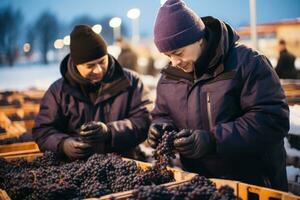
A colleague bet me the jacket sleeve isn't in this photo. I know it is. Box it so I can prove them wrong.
[107,77,152,151]
[32,82,69,154]
[151,77,177,127]
[211,55,289,157]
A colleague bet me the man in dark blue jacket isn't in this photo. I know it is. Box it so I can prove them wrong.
[275,39,298,79]
[147,0,289,191]
[33,25,152,160]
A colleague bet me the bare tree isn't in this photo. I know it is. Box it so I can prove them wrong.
[35,11,59,64]
[0,7,23,66]
[70,15,97,27]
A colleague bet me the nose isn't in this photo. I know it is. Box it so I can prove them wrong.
[92,64,102,74]
[170,56,182,67]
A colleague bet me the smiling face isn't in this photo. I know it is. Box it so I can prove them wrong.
[76,55,109,83]
[164,39,205,73]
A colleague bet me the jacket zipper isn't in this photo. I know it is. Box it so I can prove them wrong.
[206,92,213,130]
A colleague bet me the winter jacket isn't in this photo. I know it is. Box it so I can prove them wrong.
[152,17,289,191]
[33,54,152,156]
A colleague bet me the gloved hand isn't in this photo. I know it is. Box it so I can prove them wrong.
[60,137,92,160]
[147,123,175,148]
[174,129,215,159]
[80,121,111,144]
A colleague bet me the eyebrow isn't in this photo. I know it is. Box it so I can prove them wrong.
[86,57,106,65]
[168,49,182,55]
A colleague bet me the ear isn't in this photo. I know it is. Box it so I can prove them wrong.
[198,38,204,46]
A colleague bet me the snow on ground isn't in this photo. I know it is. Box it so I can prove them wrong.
[284,137,300,183]
[290,105,300,135]
[287,166,300,183]
[0,63,61,91]
[285,138,300,157]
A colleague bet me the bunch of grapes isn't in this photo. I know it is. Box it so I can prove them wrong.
[130,175,237,200]
[153,130,178,168]
[129,185,173,200]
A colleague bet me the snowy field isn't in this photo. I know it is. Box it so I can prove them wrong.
[0,63,61,91]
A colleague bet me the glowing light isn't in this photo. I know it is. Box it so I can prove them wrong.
[92,24,102,34]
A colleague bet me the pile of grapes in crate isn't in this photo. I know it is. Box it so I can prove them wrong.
[130,176,236,200]
[0,152,175,199]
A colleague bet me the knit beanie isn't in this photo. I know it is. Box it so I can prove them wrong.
[154,0,205,52]
[70,24,107,65]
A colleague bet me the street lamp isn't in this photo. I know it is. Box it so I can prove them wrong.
[127,8,141,44]
[249,0,258,49]
[63,35,70,46]
[23,43,31,53]
[109,17,122,42]
[92,24,102,34]
[54,39,64,49]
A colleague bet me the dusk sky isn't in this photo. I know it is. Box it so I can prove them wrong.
[1,0,300,36]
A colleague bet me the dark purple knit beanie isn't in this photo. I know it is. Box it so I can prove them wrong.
[154,0,205,53]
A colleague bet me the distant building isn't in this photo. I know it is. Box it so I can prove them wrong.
[237,18,300,60]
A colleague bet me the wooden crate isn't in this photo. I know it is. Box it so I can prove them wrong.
[281,80,300,105]
[0,106,22,116]
[97,179,300,200]
[0,153,197,200]
[238,182,300,200]
[1,153,299,200]
[22,90,45,100]
[0,121,27,140]
[3,152,43,161]
[0,189,10,200]
[0,142,40,157]
[22,103,40,115]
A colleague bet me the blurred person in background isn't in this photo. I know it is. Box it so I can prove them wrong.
[116,37,139,72]
[147,0,289,191]
[33,25,152,161]
[275,39,298,79]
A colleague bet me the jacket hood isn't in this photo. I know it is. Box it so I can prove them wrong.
[201,16,239,70]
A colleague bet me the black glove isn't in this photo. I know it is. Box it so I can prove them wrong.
[60,137,92,160]
[80,121,111,144]
[147,123,175,148]
[174,129,215,159]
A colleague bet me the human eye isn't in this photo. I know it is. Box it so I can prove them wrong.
[86,64,95,69]
[173,51,182,56]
